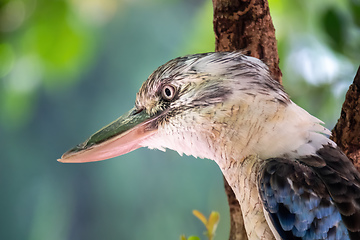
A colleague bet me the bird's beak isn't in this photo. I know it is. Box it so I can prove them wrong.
[58,108,157,163]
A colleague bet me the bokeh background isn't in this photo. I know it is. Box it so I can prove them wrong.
[1,0,359,239]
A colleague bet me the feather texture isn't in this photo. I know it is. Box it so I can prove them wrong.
[125,52,360,239]
[258,157,350,239]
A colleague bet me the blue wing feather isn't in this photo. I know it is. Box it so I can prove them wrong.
[258,158,350,240]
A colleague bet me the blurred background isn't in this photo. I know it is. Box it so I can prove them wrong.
[0,0,359,239]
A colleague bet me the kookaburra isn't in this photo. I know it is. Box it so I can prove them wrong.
[59,52,360,240]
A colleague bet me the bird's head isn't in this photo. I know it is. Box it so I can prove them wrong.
[59,52,327,166]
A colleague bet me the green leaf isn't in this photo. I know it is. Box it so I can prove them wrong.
[350,0,360,27]
[322,8,346,51]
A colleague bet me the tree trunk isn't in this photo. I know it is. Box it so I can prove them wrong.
[212,0,281,239]
[331,67,360,171]
[212,1,360,240]
[212,0,281,83]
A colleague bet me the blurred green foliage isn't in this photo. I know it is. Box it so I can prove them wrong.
[0,0,97,127]
[1,0,359,240]
[269,0,359,127]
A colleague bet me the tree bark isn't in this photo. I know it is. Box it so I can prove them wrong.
[212,0,281,83]
[212,0,281,239]
[331,66,360,171]
[212,1,360,240]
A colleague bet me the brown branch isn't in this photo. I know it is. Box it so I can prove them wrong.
[213,0,282,82]
[331,66,360,171]
[212,0,281,239]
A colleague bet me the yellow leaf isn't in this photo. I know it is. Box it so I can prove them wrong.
[192,210,208,226]
[207,212,220,235]
[179,234,187,240]
[188,236,201,240]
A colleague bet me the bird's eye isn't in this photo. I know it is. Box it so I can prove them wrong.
[161,84,176,101]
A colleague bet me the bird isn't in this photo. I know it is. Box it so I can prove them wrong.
[59,52,360,240]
